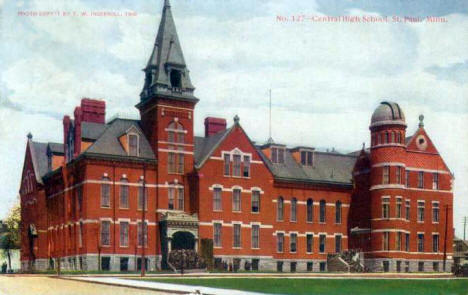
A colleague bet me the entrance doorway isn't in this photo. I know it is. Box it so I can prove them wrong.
[172,231,195,250]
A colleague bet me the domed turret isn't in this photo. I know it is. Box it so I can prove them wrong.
[370,101,406,128]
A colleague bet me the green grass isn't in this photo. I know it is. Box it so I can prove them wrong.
[140,278,468,295]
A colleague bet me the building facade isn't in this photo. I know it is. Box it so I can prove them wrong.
[19,0,454,273]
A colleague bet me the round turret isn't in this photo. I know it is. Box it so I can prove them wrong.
[370,101,406,128]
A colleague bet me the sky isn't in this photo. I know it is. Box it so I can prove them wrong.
[0,0,467,236]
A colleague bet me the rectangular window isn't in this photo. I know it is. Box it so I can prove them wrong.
[307,262,313,272]
[335,235,342,253]
[405,200,410,220]
[319,234,326,253]
[251,190,260,213]
[300,151,313,166]
[335,202,342,224]
[243,155,250,177]
[432,173,439,190]
[418,262,424,272]
[291,199,297,222]
[78,222,83,248]
[100,221,110,246]
[232,189,241,212]
[301,151,307,165]
[277,233,284,252]
[177,153,184,174]
[168,152,176,173]
[405,233,410,252]
[252,225,259,249]
[432,202,439,222]
[418,171,424,188]
[77,187,83,214]
[223,154,230,176]
[382,197,390,219]
[290,233,297,253]
[213,188,222,211]
[306,234,313,253]
[233,154,241,177]
[213,223,222,247]
[383,166,390,184]
[396,166,401,184]
[233,224,241,248]
[396,198,402,218]
[417,234,424,252]
[177,187,184,210]
[405,170,410,187]
[137,222,148,247]
[120,222,129,247]
[101,181,110,208]
[417,201,425,222]
[278,149,284,163]
[396,232,402,251]
[168,187,175,210]
[138,183,147,210]
[383,232,389,251]
[433,234,439,252]
[272,148,278,163]
[128,134,138,156]
[433,262,439,272]
[120,182,129,209]
[319,262,326,272]
[277,261,283,272]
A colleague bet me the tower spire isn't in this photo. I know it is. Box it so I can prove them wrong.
[139,0,197,104]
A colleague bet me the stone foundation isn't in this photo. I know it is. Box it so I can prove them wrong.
[364,258,452,272]
[213,256,328,272]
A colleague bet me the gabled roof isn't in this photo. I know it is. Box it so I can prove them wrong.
[30,141,49,183]
[83,118,155,160]
[48,142,64,155]
[81,121,106,140]
[194,127,233,169]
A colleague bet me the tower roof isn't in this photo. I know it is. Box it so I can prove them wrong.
[139,0,197,104]
[370,101,406,128]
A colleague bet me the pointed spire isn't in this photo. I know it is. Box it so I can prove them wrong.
[139,0,197,104]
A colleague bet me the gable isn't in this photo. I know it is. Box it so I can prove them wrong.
[407,127,439,154]
[20,142,39,194]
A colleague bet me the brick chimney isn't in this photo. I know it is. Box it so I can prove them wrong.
[73,106,82,157]
[80,98,105,124]
[204,117,227,137]
[63,115,71,162]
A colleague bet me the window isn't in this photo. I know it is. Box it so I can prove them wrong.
[138,181,147,210]
[386,132,390,143]
[77,186,83,215]
[432,234,439,252]
[307,262,313,272]
[243,156,250,177]
[418,171,424,188]
[382,197,390,219]
[277,233,284,252]
[213,188,222,211]
[277,197,284,221]
[101,177,110,208]
[417,233,424,252]
[383,166,390,184]
[396,232,402,251]
[391,132,395,143]
[128,134,138,156]
[319,262,326,272]
[277,261,283,272]
[233,154,241,177]
[417,201,425,222]
[405,200,410,220]
[170,69,182,88]
[137,222,148,247]
[418,262,424,272]
[120,221,129,247]
[290,262,297,272]
[396,167,401,184]
[335,201,342,224]
[291,198,297,222]
[168,187,175,210]
[232,189,241,212]
[307,234,313,253]
[432,202,439,222]
[432,173,439,190]
[271,147,285,164]
[383,232,389,251]
[301,151,313,166]
[233,224,241,248]
[405,233,410,252]
[223,154,230,176]
[306,199,313,222]
[335,235,342,253]
[319,235,326,253]
[168,152,176,173]
[252,225,259,249]
[397,261,402,272]
[377,133,381,145]
[167,121,184,143]
[214,223,222,247]
[78,222,83,248]
[383,261,390,272]
[319,200,326,223]
[396,198,402,218]
[100,221,110,246]
[397,132,401,143]
[433,262,439,272]
[177,187,184,210]
[120,178,129,209]
[405,170,410,187]
[290,233,297,253]
[177,152,184,174]
[251,190,260,213]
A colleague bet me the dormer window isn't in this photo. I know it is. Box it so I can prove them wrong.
[271,147,285,164]
[128,133,139,156]
[170,70,182,88]
[300,150,314,166]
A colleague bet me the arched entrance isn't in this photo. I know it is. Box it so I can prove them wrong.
[172,231,195,250]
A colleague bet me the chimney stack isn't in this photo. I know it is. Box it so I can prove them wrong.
[204,117,227,137]
[80,98,105,124]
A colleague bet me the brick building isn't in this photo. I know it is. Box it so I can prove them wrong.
[19,0,453,272]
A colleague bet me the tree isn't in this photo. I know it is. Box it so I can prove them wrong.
[0,204,21,272]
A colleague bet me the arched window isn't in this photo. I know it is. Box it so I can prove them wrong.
[307,199,313,222]
[167,121,185,174]
[170,70,182,88]
[335,201,342,224]
[101,177,110,208]
[167,121,184,143]
[291,198,297,222]
[319,200,326,223]
[277,197,284,221]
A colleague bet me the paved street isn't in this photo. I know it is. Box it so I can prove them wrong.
[0,276,172,295]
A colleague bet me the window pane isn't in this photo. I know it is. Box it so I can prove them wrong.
[243,156,250,177]
[233,224,241,247]
[277,197,284,221]
[214,223,222,247]
[213,188,222,211]
[101,178,110,208]
[224,154,230,176]
[252,225,259,249]
[291,198,297,222]
[129,134,138,156]
[335,201,342,223]
[251,191,260,213]
[307,199,313,222]
[177,153,184,173]
[178,187,184,210]
[319,200,326,223]
[168,188,175,210]
[290,233,297,253]
[120,180,129,209]
[277,233,284,252]
[233,155,241,176]
[120,222,129,247]
[101,221,110,246]
[233,189,241,212]
[307,234,313,253]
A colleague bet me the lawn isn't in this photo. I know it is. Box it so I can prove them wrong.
[140,278,468,295]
